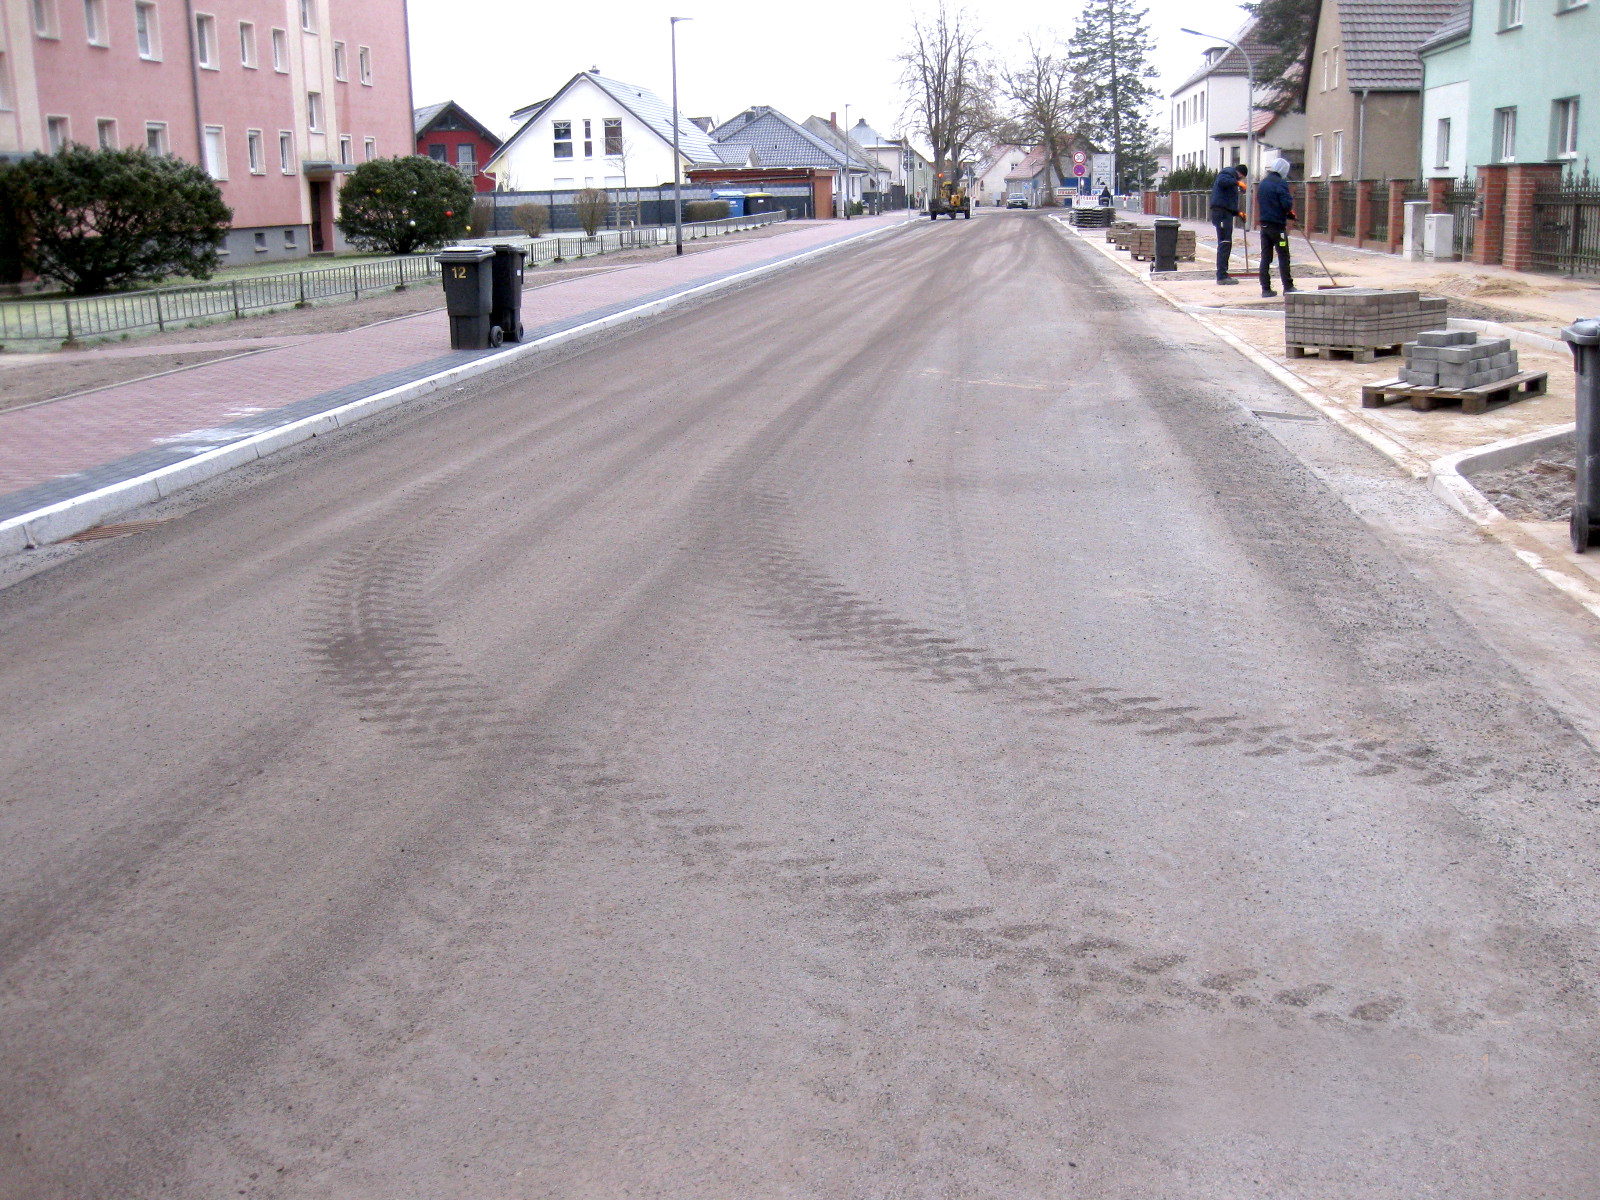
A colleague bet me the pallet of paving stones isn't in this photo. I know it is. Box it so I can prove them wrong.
[1284,288,1448,355]
[1067,207,1115,228]
[1286,342,1407,363]
[1106,221,1140,244]
[1127,228,1196,261]
[1359,370,1548,415]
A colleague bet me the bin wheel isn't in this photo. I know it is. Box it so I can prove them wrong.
[1574,502,1592,554]
[514,321,525,342]
[488,325,504,348]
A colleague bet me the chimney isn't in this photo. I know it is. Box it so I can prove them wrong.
[830,111,837,127]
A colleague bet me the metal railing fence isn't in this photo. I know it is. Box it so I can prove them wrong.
[1336,186,1358,238]
[1445,175,1478,260]
[0,210,786,343]
[1531,169,1600,276]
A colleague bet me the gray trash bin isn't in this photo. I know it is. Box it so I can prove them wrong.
[490,244,527,343]
[1562,316,1600,553]
[1153,218,1180,273]
[437,245,496,349]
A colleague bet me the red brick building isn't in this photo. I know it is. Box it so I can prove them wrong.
[414,101,500,194]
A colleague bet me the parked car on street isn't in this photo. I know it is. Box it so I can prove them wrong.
[1006,194,1030,209]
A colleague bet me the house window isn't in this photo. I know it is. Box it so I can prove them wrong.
[0,52,13,111]
[247,128,263,172]
[1331,129,1344,175]
[1434,117,1451,169]
[97,117,117,148]
[604,117,622,155]
[239,21,255,65]
[32,0,58,37]
[363,136,375,160]
[203,125,226,177]
[46,115,70,151]
[1311,133,1324,176]
[1331,46,1341,88]
[583,118,592,157]
[1198,92,1205,121]
[279,129,295,172]
[427,142,446,161]
[1500,0,1524,25]
[357,45,371,83]
[1556,0,1587,11]
[83,0,107,45]
[338,133,351,162]
[194,13,217,68]
[145,121,169,155]
[456,142,475,172]
[298,0,313,31]
[1494,106,1517,160]
[552,176,574,189]
[553,120,572,158]
[284,229,297,247]
[271,28,286,71]
[306,91,321,131]
[254,230,267,251]
[332,40,346,79]
[1320,50,1330,90]
[134,1,158,56]
[1554,97,1579,158]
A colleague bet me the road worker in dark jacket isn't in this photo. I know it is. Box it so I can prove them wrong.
[1209,163,1247,284]
[1257,157,1298,297]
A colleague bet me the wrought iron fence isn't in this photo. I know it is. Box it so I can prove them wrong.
[1312,182,1330,234]
[1337,185,1358,238]
[1531,167,1600,276]
[1445,175,1478,260]
[1366,182,1395,243]
[0,210,786,344]
[0,253,440,344]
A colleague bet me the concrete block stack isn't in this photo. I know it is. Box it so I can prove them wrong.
[1068,207,1115,228]
[1285,288,1448,352]
[1128,227,1196,261]
[1398,330,1520,390]
[1106,220,1139,244]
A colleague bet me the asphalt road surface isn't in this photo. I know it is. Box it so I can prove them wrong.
[4,211,1600,1199]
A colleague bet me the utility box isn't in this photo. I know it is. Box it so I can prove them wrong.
[489,244,527,343]
[1423,212,1456,261]
[1402,200,1429,262]
[437,245,496,349]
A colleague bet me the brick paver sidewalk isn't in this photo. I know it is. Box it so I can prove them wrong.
[0,213,915,523]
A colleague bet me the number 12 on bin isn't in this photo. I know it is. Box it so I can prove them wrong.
[451,266,467,279]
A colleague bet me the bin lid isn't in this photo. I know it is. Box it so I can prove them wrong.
[1562,317,1600,346]
[436,245,495,262]
[490,242,528,258]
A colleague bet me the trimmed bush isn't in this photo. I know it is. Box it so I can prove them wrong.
[513,202,548,238]
[2,145,230,295]
[681,199,730,222]
[336,156,472,254]
[575,188,609,236]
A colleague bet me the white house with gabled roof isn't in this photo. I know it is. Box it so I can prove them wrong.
[484,70,716,192]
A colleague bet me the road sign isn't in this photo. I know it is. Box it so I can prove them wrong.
[1073,163,1086,177]
[1072,151,1087,165]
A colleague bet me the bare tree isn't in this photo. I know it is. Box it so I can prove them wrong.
[606,137,639,228]
[575,188,609,237]
[898,4,993,182]
[998,36,1074,203]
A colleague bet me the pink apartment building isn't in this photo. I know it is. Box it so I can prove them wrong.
[0,0,413,260]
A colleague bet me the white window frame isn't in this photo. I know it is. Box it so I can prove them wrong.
[357,44,371,84]
[338,133,351,162]
[246,127,264,172]
[552,119,572,158]
[305,90,321,132]
[1311,133,1324,176]
[362,136,375,160]
[332,39,346,80]
[1500,0,1524,26]
[279,129,295,173]
[83,0,107,45]
[1331,129,1345,175]
[46,114,70,151]
[271,27,287,71]
[32,0,58,38]
[96,117,117,148]
[1554,97,1579,158]
[193,12,217,69]
[239,20,255,66]
[298,0,314,32]
[1434,117,1451,169]
[1331,46,1341,89]
[134,1,158,57]
[1556,0,1587,12]
[1320,49,1330,91]
[203,124,226,178]
[145,121,169,155]
[1495,106,1518,161]
[0,51,12,111]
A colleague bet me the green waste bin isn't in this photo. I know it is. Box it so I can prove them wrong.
[437,245,496,349]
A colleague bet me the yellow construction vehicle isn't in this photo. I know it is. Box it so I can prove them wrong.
[927,173,971,220]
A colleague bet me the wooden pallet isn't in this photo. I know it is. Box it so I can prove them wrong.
[1287,343,1404,363]
[1129,250,1197,262]
[1360,369,1548,415]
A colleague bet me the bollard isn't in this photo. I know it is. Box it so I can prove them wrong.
[1563,316,1600,552]
[1153,218,1180,273]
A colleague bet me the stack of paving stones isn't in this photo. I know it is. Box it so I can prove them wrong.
[1398,330,1519,390]
[1106,220,1139,244]
[1128,227,1196,261]
[1068,207,1114,228]
[1285,288,1449,359]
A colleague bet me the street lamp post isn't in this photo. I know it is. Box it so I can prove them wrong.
[1179,27,1256,231]
[842,103,851,219]
[670,16,690,256]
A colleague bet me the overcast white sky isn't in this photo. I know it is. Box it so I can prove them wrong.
[407,0,1255,147]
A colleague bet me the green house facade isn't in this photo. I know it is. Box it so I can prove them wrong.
[1419,0,1597,179]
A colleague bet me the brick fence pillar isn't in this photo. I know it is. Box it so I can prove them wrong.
[1387,181,1408,254]
[1474,165,1507,265]
[1428,176,1451,213]
[1354,180,1373,248]
[1305,183,1321,241]
[1143,190,1156,215]
[1502,162,1565,272]
[1170,191,1182,218]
